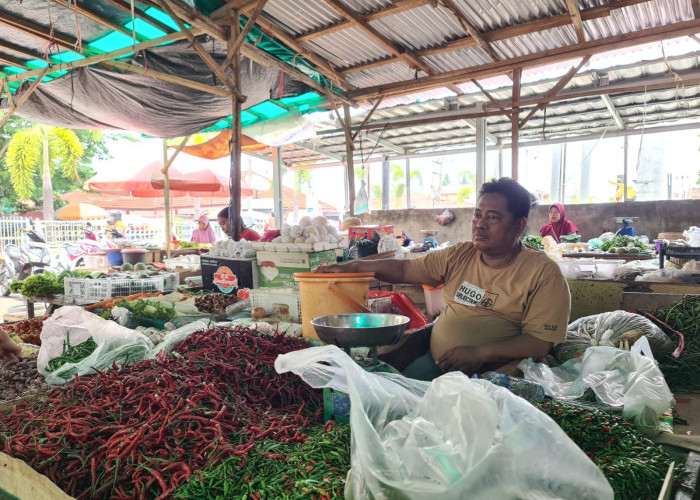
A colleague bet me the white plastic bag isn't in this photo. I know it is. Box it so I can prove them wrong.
[520,340,673,431]
[38,306,153,385]
[153,319,215,355]
[276,345,613,500]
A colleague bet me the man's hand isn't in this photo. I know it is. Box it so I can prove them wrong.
[314,262,350,274]
[0,328,21,362]
[436,346,484,375]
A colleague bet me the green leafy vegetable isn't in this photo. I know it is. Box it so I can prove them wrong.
[600,235,648,252]
[523,235,544,249]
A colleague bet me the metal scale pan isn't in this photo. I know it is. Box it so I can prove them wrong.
[311,313,410,365]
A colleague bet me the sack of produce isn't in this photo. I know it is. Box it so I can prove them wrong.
[37,306,153,384]
[276,345,613,500]
[521,339,673,432]
[553,310,676,363]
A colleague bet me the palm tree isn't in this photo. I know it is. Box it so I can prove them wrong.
[293,169,311,223]
[6,125,83,219]
[390,163,423,208]
[455,169,476,206]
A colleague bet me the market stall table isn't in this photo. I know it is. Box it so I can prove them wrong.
[563,252,656,261]
[21,295,64,319]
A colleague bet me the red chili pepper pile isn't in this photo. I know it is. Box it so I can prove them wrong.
[0,327,322,499]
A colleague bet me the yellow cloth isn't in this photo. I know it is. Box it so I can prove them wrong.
[106,220,125,233]
[405,243,571,360]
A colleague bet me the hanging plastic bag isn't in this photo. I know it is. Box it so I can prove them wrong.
[354,179,369,214]
[520,339,673,431]
[276,345,613,500]
[434,208,455,226]
[38,306,153,385]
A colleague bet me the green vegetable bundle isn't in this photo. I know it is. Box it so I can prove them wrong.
[11,270,92,297]
[600,235,648,252]
[534,400,684,500]
[652,296,700,391]
[174,422,350,499]
[45,332,98,373]
[523,235,544,249]
[115,298,175,322]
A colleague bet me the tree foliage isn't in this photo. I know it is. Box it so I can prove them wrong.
[0,116,109,212]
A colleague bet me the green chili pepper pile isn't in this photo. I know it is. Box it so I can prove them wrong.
[45,333,98,373]
[534,400,684,500]
[0,327,323,499]
[175,421,350,500]
[649,296,700,391]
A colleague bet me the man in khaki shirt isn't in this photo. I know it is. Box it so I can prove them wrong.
[318,178,571,380]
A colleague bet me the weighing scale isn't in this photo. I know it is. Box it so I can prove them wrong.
[614,217,639,237]
[311,313,409,366]
[311,313,410,422]
[420,230,439,249]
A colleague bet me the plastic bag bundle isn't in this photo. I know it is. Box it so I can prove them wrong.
[38,306,153,385]
[276,345,613,500]
[554,310,675,363]
[153,319,215,355]
[521,340,673,431]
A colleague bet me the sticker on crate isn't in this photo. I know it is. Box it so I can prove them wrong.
[256,250,335,288]
[212,266,238,293]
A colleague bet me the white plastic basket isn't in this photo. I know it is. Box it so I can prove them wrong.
[249,288,301,321]
[163,257,200,272]
[64,273,179,305]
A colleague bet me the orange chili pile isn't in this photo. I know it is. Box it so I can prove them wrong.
[0,327,321,499]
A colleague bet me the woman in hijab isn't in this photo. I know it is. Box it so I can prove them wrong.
[539,203,578,243]
[191,214,217,244]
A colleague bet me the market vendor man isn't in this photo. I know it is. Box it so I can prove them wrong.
[316,177,571,380]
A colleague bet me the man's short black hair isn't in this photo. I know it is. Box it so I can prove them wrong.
[478,177,531,220]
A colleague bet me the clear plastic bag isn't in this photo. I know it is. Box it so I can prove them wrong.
[275,345,613,500]
[520,339,673,431]
[153,319,215,356]
[561,310,675,358]
[38,306,153,385]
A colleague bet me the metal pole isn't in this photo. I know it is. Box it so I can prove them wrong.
[511,68,521,180]
[229,11,243,240]
[623,135,629,202]
[475,102,486,195]
[343,105,355,215]
[272,146,284,228]
[405,158,411,208]
[381,156,390,210]
[162,139,172,259]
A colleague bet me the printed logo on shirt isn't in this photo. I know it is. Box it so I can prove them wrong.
[544,324,559,332]
[454,281,489,307]
[479,292,499,309]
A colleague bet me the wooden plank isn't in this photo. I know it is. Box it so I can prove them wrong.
[0,41,48,62]
[0,67,50,128]
[346,18,700,99]
[340,0,655,75]
[518,55,590,127]
[49,0,147,41]
[100,0,176,34]
[657,461,675,500]
[296,0,430,43]
[440,0,500,61]
[229,13,243,242]
[0,394,40,413]
[564,0,586,43]
[0,451,74,500]
[222,0,270,70]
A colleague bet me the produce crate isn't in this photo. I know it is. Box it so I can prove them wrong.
[659,245,700,269]
[63,273,178,305]
[324,360,400,423]
[249,288,301,321]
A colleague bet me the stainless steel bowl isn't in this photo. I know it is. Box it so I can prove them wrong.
[311,313,410,347]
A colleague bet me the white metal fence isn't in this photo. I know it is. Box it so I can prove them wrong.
[0,216,225,252]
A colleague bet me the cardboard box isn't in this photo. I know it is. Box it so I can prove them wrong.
[348,225,394,242]
[200,256,258,293]
[256,250,335,288]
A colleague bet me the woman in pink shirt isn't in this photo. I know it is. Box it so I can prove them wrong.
[191,214,217,244]
[216,207,261,242]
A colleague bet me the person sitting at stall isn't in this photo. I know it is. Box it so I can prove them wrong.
[539,203,578,243]
[191,215,217,244]
[84,222,98,241]
[0,327,20,362]
[317,177,570,381]
[397,230,414,247]
[105,211,126,239]
[217,206,262,242]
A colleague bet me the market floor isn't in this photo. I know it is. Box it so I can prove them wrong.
[0,295,30,323]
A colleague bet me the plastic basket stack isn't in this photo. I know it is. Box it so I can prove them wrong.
[64,273,178,305]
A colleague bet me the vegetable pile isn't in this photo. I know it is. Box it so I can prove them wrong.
[195,293,238,314]
[45,334,98,373]
[0,353,50,402]
[174,421,350,499]
[3,317,44,345]
[600,235,648,253]
[10,270,91,297]
[650,296,700,391]
[523,235,544,249]
[535,400,683,500]
[0,327,323,499]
